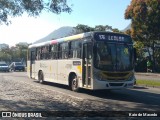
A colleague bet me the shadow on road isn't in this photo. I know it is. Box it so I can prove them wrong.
[34,81,70,90]
[33,81,160,111]
[79,89,160,109]
[133,86,148,89]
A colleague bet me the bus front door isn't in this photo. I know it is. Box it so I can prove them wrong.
[30,51,35,78]
[82,43,92,88]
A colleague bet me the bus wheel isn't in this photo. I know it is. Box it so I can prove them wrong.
[39,71,44,84]
[71,75,79,92]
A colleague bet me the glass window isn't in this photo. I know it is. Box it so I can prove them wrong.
[116,44,133,70]
[59,42,68,59]
[94,41,133,71]
[15,63,23,65]
[51,44,58,59]
[31,51,36,62]
[36,48,41,60]
[95,42,112,69]
[70,40,82,58]
[41,47,45,59]
[0,64,7,66]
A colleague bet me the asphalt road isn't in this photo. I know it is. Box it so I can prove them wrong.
[0,72,160,119]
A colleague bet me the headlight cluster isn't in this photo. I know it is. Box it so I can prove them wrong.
[127,75,135,81]
[93,72,102,80]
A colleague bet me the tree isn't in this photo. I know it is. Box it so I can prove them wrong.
[0,43,29,64]
[125,0,160,72]
[0,49,11,62]
[112,28,123,33]
[134,41,145,59]
[74,24,122,34]
[0,0,72,25]
[15,43,28,63]
[74,24,94,34]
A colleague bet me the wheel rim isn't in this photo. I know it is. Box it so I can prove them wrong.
[72,78,77,90]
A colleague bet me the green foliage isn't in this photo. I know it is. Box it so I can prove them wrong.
[137,79,160,87]
[125,0,160,45]
[125,0,160,72]
[0,50,11,61]
[95,25,112,31]
[112,28,123,33]
[74,24,94,34]
[0,0,72,25]
[74,24,122,34]
[134,41,145,58]
[0,44,28,63]
[154,47,160,72]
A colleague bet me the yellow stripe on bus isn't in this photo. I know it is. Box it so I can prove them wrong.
[77,66,82,74]
[50,65,52,72]
[64,34,84,41]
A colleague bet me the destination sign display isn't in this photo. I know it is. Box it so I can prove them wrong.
[94,33,133,43]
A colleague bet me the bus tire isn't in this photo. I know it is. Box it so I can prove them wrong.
[71,75,79,92]
[39,71,44,84]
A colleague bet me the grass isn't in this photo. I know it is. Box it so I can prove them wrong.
[136,79,160,87]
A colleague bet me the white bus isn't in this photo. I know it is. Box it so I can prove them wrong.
[27,32,136,91]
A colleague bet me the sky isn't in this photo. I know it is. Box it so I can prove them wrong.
[0,0,131,47]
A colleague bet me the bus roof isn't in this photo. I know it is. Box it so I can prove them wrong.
[28,31,132,48]
[29,32,93,48]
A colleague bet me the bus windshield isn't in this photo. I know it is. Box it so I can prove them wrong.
[94,41,134,71]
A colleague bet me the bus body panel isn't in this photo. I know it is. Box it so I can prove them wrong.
[34,60,58,82]
[57,59,83,86]
[27,59,83,87]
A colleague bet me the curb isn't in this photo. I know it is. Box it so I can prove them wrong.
[135,73,160,77]
[134,85,160,89]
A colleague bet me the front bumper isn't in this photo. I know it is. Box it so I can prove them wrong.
[93,77,136,90]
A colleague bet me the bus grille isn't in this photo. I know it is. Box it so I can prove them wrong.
[104,72,129,77]
[109,83,124,86]
[100,72,133,81]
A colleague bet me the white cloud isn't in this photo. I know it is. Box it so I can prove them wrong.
[0,15,59,47]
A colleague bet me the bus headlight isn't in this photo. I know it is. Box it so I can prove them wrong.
[93,73,102,81]
[128,75,134,81]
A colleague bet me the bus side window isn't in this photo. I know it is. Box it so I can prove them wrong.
[61,42,68,59]
[70,40,82,59]
[77,41,82,58]
[31,51,36,62]
[36,48,40,60]
[40,47,43,60]
[58,44,62,59]
[48,45,51,59]
[41,47,45,59]
[51,44,58,59]
[45,46,49,59]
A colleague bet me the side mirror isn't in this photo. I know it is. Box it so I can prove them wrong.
[133,48,137,62]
